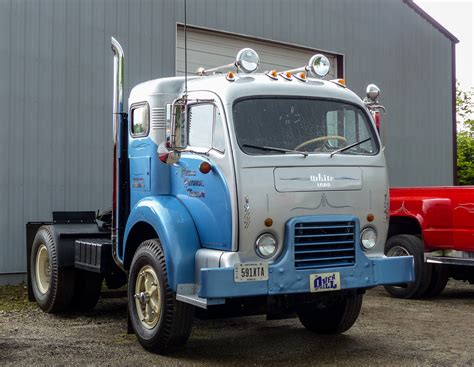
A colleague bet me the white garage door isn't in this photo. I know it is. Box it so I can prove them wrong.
[176,27,338,79]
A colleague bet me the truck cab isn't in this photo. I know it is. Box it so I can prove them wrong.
[27,41,413,354]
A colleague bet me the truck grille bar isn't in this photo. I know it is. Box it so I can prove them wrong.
[293,221,356,270]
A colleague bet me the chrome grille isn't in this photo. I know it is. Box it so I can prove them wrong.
[294,221,356,270]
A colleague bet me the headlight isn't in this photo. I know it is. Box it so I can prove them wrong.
[255,233,277,258]
[361,227,377,250]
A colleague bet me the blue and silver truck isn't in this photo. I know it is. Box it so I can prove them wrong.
[26,38,413,354]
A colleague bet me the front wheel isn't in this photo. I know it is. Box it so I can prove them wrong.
[296,292,363,334]
[128,239,194,354]
[383,234,432,299]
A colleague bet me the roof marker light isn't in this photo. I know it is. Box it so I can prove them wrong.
[280,71,293,80]
[294,71,307,82]
[226,71,236,81]
[330,78,346,87]
[266,70,279,80]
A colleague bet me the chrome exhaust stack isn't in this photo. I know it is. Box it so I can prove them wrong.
[111,37,124,262]
[111,37,124,144]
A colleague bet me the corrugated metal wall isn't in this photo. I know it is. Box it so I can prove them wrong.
[0,0,454,280]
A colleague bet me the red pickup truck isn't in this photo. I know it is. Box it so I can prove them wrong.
[385,186,474,298]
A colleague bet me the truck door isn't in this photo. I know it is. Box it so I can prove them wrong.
[170,92,237,251]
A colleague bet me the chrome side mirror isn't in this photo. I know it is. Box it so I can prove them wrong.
[158,142,181,164]
[170,99,188,149]
[158,101,187,165]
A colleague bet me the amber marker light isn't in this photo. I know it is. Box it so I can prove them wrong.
[264,218,273,227]
[266,69,279,80]
[294,71,307,82]
[199,161,212,174]
[330,78,346,87]
[226,71,236,81]
[367,213,375,222]
[279,71,293,81]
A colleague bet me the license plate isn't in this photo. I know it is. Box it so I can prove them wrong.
[310,272,341,292]
[234,262,269,282]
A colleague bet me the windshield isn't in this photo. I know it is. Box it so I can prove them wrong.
[233,98,379,156]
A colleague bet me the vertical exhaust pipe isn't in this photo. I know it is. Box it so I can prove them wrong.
[111,37,124,263]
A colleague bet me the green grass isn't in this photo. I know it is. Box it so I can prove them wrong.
[0,284,35,312]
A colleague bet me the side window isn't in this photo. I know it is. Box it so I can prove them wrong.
[188,104,226,153]
[188,104,213,148]
[131,104,149,137]
[213,108,225,153]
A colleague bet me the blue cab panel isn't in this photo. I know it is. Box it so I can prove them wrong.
[171,154,232,251]
[123,196,201,291]
[129,137,170,207]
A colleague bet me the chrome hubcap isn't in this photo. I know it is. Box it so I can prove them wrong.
[387,245,410,257]
[134,265,161,329]
[35,244,51,294]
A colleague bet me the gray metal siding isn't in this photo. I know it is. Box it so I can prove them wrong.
[0,0,454,277]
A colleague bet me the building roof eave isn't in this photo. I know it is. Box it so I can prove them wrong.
[403,0,459,44]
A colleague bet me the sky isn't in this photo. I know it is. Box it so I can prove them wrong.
[415,0,473,90]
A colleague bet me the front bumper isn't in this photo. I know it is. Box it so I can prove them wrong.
[197,216,414,299]
[198,254,413,299]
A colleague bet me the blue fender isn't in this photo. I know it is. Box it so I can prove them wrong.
[122,196,201,291]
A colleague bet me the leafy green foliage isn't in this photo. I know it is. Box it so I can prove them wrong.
[456,84,474,185]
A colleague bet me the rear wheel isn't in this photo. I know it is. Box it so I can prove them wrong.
[383,234,432,299]
[30,226,74,313]
[296,292,363,334]
[128,239,194,354]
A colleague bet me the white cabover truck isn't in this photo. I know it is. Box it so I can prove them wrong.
[26,39,413,354]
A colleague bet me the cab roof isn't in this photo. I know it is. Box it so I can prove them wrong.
[129,73,365,107]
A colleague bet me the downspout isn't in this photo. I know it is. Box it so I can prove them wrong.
[451,41,458,185]
[111,37,125,267]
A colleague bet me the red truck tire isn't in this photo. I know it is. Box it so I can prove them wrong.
[384,235,432,299]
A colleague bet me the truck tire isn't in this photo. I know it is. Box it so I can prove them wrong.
[296,292,363,334]
[30,226,74,313]
[128,239,194,354]
[383,234,432,299]
[422,265,449,298]
[71,270,103,311]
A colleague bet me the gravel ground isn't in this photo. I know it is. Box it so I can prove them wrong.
[1,281,473,366]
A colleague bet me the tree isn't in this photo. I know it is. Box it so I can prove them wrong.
[456,84,474,185]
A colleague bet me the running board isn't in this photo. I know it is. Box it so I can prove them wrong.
[176,284,225,309]
[426,256,474,267]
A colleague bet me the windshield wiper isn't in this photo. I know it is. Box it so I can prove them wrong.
[243,144,308,157]
[329,137,372,158]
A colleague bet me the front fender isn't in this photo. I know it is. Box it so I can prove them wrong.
[123,196,201,291]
